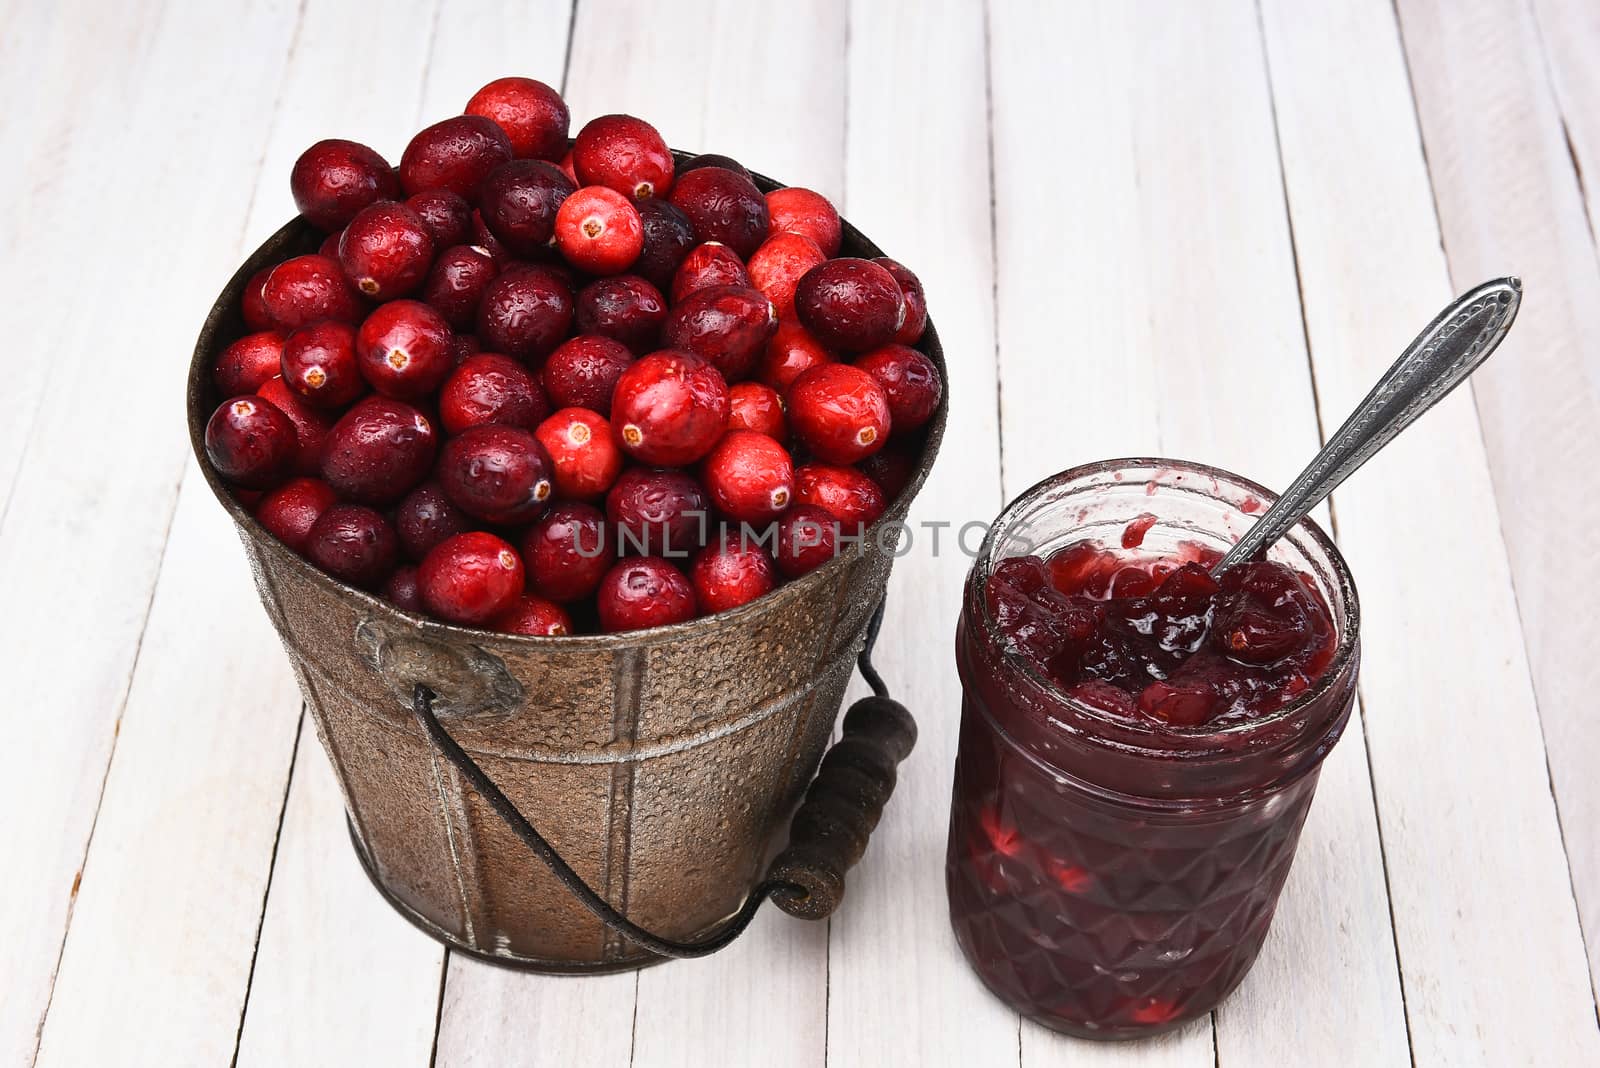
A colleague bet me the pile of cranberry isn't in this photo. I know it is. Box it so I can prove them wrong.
[204,77,939,635]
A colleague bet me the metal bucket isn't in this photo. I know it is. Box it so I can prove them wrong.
[186,174,946,973]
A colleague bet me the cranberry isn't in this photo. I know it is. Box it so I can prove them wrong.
[241,267,275,331]
[691,532,778,613]
[290,139,400,231]
[556,149,577,185]
[574,275,666,354]
[542,335,633,414]
[611,350,730,465]
[535,407,623,499]
[794,258,905,353]
[449,333,480,365]
[786,363,891,464]
[874,257,927,344]
[321,396,438,503]
[258,377,334,476]
[633,199,697,289]
[700,430,794,523]
[748,232,826,318]
[1211,562,1318,665]
[668,167,769,258]
[479,159,575,256]
[281,321,364,408]
[305,504,399,589]
[727,381,786,439]
[466,77,570,161]
[476,265,574,362]
[214,330,285,395]
[661,285,778,382]
[422,245,499,330]
[522,502,613,603]
[493,593,572,636]
[554,186,644,275]
[337,201,434,299]
[774,504,841,578]
[597,557,697,632]
[573,114,674,199]
[261,254,363,330]
[399,115,514,202]
[470,209,511,265]
[418,531,525,625]
[680,153,752,181]
[439,352,548,434]
[606,467,710,556]
[437,424,554,524]
[854,343,941,433]
[395,480,472,561]
[254,476,338,552]
[317,231,342,258]
[384,564,423,611]
[406,189,473,248]
[670,242,751,303]
[858,445,917,501]
[765,187,841,257]
[206,394,298,488]
[355,300,454,399]
[794,462,886,530]
[759,320,834,391]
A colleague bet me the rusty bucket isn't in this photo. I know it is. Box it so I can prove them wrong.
[187,171,945,973]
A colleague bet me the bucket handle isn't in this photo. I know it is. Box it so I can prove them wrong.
[410,599,917,960]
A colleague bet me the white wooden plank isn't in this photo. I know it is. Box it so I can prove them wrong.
[1532,0,1600,248]
[1397,0,1600,1007]
[433,959,636,1068]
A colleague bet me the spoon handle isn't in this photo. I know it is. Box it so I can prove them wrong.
[1212,277,1522,576]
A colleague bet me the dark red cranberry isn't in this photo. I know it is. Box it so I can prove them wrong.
[258,377,334,476]
[1211,561,1318,665]
[320,396,438,503]
[794,462,886,530]
[611,351,730,465]
[606,467,710,557]
[854,343,941,433]
[261,254,363,330]
[535,407,623,499]
[670,242,750,303]
[214,330,285,395]
[786,363,891,464]
[542,335,633,414]
[874,257,927,344]
[394,480,472,562]
[573,114,674,199]
[384,564,423,611]
[318,230,342,258]
[290,139,400,231]
[556,149,577,185]
[422,245,499,330]
[449,333,480,365]
[759,320,834,391]
[632,199,697,289]
[479,159,575,256]
[691,532,778,614]
[470,208,511,265]
[794,258,906,353]
[439,352,548,434]
[406,189,474,248]
[398,115,514,203]
[305,504,399,589]
[576,275,667,353]
[597,557,697,632]
[766,186,841,257]
[476,265,574,362]
[701,430,794,523]
[466,77,570,161]
[748,232,826,318]
[728,381,786,439]
[418,531,525,625]
[493,593,572,636]
[281,321,364,408]
[857,446,917,502]
[254,477,338,553]
[241,267,275,331]
[355,300,454,399]
[668,167,769,258]
[680,153,751,181]
[522,502,613,603]
[661,285,778,382]
[774,504,841,578]
[555,186,643,274]
[206,395,298,489]
[437,424,554,524]
[337,201,434,299]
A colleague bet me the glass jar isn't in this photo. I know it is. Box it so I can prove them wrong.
[946,459,1360,1039]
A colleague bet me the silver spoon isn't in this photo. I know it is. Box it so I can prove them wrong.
[1212,277,1522,577]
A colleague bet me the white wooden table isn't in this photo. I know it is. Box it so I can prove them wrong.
[5,1,1598,1064]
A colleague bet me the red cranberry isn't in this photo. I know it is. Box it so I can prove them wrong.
[576,275,667,353]
[854,344,941,433]
[395,480,472,561]
[356,300,454,399]
[479,159,575,256]
[556,149,577,185]
[320,396,438,503]
[669,167,769,258]
[597,557,697,632]
[774,504,841,578]
[254,477,338,553]
[794,258,905,353]
[418,531,525,625]
[290,139,400,231]
[786,363,891,463]
[466,77,570,161]
[214,330,285,395]
[874,257,927,344]
[606,467,710,556]
[281,321,364,408]
[422,245,499,330]
[542,335,633,414]
[701,430,794,523]
[766,187,841,257]
[241,266,275,331]
[470,208,511,265]
[399,115,514,203]
[449,333,480,365]
[536,407,623,500]
[633,199,697,289]
[680,153,751,181]
[759,320,834,391]
[439,352,548,434]
[337,202,434,299]
[858,446,917,501]
[437,424,554,524]
[318,230,343,258]
[728,381,787,439]
[206,394,297,488]
[493,593,572,636]
[406,189,473,248]
[261,254,363,330]
[670,242,751,303]
[691,532,778,614]
[794,462,886,530]
[748,232,826,318]
[258,377,334,476]
[522,502,613,603]
[306,504,399,590]
[476,265,574,362]
[573,114,674,199]
[384,564,423,611]
[611,350,730,465]
[554,186,643,275]
[662,285,778,383]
